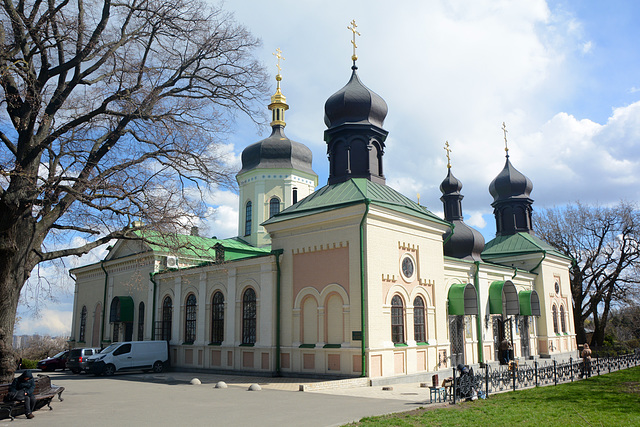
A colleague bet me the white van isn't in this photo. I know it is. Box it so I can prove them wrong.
[87,341,168,376]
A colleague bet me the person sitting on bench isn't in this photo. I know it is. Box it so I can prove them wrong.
[8,370,36,419]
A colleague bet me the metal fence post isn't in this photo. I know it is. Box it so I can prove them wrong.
[554,360,557,386]
[570,357,573,382]
[512,361,516,391]
[534,361,538,387]
[452,367,457,404]
[485,364,489,398]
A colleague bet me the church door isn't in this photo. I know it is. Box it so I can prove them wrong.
[124,322,133,341]
[520,316,530,358]
[449,316,465,367]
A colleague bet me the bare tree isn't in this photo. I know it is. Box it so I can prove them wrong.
[535,202,640,348]
[0,0,268,381]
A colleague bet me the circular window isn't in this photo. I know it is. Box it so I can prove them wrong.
[555,281,560,294]
[401,256,415,281]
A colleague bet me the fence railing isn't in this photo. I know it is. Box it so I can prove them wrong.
[452,352,640,404]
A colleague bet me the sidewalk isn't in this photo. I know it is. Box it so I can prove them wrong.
[1,371,446,427]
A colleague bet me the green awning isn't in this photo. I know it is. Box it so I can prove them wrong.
[448,283,478,315]
[488,280,519,315]
[518,290,541,316]
[109,296,134,323]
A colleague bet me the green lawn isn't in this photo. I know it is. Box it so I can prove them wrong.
[349,366,640,426]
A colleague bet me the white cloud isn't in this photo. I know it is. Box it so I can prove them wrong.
[16,308,72,336]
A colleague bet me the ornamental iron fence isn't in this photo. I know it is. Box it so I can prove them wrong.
[451,352,640,404]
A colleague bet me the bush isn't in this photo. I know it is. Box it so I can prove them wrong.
[21,359,37,370]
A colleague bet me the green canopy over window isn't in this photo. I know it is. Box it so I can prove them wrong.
[518,290,541,316]
[488,280,519,315]
[110,296,134,322]
[448,283,478,316]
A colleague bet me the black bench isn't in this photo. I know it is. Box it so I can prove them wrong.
[0,374,65,420]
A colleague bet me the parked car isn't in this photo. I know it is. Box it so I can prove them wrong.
[37,350,69,371]
[67,347,102,373]
[87,341,168,376]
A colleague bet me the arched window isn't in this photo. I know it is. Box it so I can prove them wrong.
[109,297,121,323]
[185,294,197,344]
[138,302,145,341]
[269,197,280,218]
[391,295,405,344]
[292,187,298,204]
[413,297,426,343]
[560,305,567,333]
[79,306,87,342]
[244,201,252,236]
[211,292,224,344]
[552,304,559,334]
[242,288,257,345]
[161,296,172,341]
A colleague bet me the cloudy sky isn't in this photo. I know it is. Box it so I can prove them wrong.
[16,0,640,336]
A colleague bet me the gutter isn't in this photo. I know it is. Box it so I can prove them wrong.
[100,261,109,344]
[359,199,371,377]
[272,249,284,376]
[149,272,158,340]
[473,261,484,363]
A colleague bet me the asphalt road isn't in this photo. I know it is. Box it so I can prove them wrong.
[1,370,445,427]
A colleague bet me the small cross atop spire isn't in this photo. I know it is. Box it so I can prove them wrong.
[502,122,509,157]
[273,48,285,89]
[347,20,361,63]
[444,141,452,169]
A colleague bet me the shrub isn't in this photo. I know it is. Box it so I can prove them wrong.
[21,359,37,370]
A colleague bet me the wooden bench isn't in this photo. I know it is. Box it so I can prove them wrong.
[0,374,65,420]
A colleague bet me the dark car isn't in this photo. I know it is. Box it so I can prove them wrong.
[67,347,101,373]
[37,350,69,371]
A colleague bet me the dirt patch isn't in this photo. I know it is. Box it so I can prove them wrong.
[623,382,640,394]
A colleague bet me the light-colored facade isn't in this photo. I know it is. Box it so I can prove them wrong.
[70,62,577,381]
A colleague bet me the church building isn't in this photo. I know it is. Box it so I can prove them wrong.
[69,40,577,380]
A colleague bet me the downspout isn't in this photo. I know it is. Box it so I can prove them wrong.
[100,261,109,344]
[359,199,371,377]
[149,272,158,340]
[530,252,547,274]
[442,222,455,246]
[511,267,519,279]
[272,249,284,377]
[474,261,484,363]
[68,272,77,347]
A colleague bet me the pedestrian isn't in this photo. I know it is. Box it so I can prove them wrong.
[7,370,36,419]
[499,338,510,365]
[581,343,592,378]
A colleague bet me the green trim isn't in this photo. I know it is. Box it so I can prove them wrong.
[359,199,371,377]
[240,343,255,347]
[182,341,194,345]
[416,342,429,346]
[100,261,109,345]
[474,261,484,363]
[208,342,222,346]
[447,283,478,315]
[273,249,283,376]
[323,344,341,349]
[394,343,408,347]
[299,344,315,348]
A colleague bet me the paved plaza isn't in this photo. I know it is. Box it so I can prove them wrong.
[1,371,446,426]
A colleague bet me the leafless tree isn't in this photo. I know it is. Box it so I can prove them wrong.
[535,201,640,348]
[0,0,268,381]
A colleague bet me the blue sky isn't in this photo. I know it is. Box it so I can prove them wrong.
[15,0,640,335]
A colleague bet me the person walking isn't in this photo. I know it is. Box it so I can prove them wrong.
[581,343,592,378]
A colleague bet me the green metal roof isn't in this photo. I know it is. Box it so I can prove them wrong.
[488,280,520,315]
[519,290,541,316]
[133,231,271,262]
[482,232,570,261]
[263,178,449,227]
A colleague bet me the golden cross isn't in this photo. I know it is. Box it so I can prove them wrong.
[444,141,452,169]
[417,193,421,205]
[347,20,361,61]
[502,122,509,156]
[273,48,285,75]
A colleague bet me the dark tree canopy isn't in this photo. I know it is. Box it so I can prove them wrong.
[535,202,640,348]
[0,0,268,380]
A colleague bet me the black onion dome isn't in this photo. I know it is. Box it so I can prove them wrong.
[489,157,533,203]
[440,169,463,195]
[444,221,486,262]
[324,68,388,129]
[239,126,313,175]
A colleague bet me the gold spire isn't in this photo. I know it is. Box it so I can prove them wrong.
[444,141,452,169]
[502,122,509,157]
[269,48,289,127]
[348,20,360,63]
